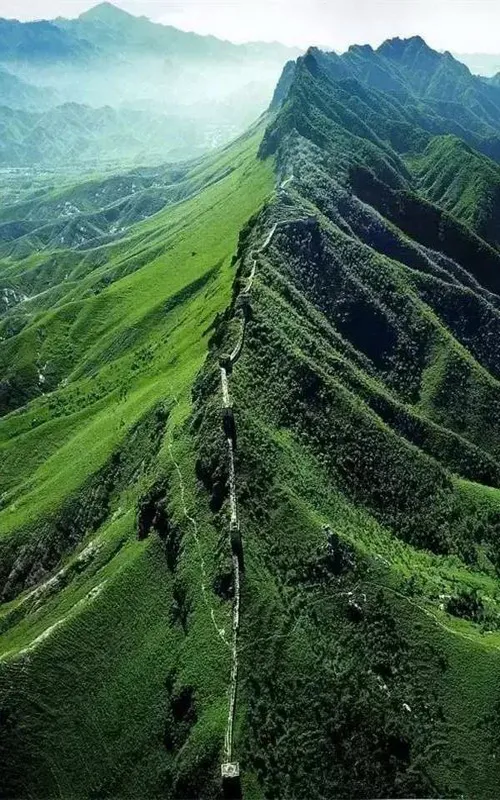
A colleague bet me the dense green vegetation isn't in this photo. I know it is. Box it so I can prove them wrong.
[3,33,500,800]
[0,125,274,797]
[412,135,500,247]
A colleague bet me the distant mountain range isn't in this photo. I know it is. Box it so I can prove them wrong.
[59,2,297,63]
[0,3,298,67]
[0,64,55,110]
[0,3,301,165]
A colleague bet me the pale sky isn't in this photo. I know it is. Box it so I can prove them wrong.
[2,0,500,52]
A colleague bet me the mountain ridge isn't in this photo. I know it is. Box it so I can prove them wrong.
[0,4,300,164]
[0,2,301,65]
[2,31,500,800]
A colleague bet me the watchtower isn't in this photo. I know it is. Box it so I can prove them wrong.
[230,519,244,571]
[238,292,252,320]
[219,354,233,374]
[221,762,241,799]
[222,406,237,443]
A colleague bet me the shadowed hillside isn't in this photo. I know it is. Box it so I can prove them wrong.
[2,35,500,800]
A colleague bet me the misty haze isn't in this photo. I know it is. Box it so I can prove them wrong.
[0,3,299,166]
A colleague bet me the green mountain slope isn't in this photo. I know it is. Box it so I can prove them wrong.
[0,125,274,797]
[3,36,500,800]
[411,134,500,247]
[271,37,500,162]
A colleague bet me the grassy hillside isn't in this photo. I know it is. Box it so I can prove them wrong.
[411,134,500,247]
[0,124,275,798]
[3,35,500,800]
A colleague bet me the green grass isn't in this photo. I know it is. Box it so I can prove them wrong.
[5,38,500,799]
[410,134,500,247]
[0,124,273,540]
[0,124,274,798]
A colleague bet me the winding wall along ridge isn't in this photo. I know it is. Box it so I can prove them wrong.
[219,176,312,775]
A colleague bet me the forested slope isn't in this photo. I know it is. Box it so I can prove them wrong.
[2,36,500,800]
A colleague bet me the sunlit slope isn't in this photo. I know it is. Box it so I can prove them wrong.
[0,122,273,598]
[0,126,274,797]
[411,134,500,248]
[5,35,500,800]
[185,44,500,797]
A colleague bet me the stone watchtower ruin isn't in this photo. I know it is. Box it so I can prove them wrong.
[221,761,241,798]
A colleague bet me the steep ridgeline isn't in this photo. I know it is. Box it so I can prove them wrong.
[3,36,500,800]
[193,38,500,798]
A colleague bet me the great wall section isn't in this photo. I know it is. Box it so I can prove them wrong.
[218,174,316,796]
[169,173,312,797]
